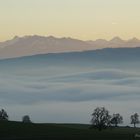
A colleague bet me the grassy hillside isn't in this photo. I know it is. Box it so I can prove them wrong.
[0,121,140,140]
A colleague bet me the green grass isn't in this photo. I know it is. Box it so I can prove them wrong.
[0,121,140,140]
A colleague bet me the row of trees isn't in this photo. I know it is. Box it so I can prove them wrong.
[91,107,140,131]
[0,109,31,123]
[0,107,139,130]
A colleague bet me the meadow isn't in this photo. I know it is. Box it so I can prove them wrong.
[0,121,140,140]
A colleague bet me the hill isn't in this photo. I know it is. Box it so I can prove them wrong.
[0,121,139,140]
[1,47,140,68]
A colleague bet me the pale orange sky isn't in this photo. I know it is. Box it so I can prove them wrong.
[0,0,140,41]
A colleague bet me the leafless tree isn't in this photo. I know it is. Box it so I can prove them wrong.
[91,107,111,131]
[131,113,139,128]
[110,113,123,127]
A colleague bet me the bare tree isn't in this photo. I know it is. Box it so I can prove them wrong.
[0,109,9,121]
[22,115,32,123]
[131,113,140,128]
[110,113,123,127]
[91,107,111,131]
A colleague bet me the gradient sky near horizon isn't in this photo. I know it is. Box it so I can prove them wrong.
[0,0,140,41]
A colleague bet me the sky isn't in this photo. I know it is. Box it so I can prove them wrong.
[0,0,140,41]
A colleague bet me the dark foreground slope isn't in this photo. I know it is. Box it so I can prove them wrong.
[0,121,139,140]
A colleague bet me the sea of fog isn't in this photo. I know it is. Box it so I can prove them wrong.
[0,60,140,126]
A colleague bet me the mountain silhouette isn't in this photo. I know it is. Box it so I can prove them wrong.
[0,35,140,59]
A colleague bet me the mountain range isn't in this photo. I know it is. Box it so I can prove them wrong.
[0,35,140,59]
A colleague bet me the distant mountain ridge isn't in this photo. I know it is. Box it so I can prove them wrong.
[0,35,140,59]
[0,35,93,59]
[87,37,140,48]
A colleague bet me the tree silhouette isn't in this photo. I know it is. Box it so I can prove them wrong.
[110,113,123,127]
[22,115,32,123]
[130,113,139,128]
[91,107,111,131]
[0,109,9,121]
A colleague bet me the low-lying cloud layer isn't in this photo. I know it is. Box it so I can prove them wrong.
[0,69,139,102]
[1,67,140,124]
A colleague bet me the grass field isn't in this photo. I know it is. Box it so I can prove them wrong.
[0,121,140,140]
